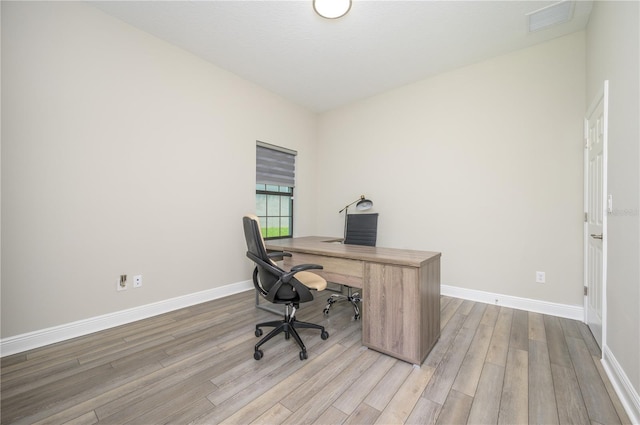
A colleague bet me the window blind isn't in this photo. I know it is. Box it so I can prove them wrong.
[256,142,297,187]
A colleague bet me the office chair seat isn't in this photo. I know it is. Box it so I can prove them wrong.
[292,271,327,291]
[243,214,329,361]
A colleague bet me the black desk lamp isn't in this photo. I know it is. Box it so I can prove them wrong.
[339,195,373,240]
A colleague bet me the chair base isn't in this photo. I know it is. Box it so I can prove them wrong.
[323,286,361,320]
[254,303,328,360]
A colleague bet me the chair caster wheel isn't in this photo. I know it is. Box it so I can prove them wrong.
[323,308,330,315]
[285,332,290,340]
[299,350,308,360]
[255,329,263,337]
[321,331,329,340]
[254,350,263,360]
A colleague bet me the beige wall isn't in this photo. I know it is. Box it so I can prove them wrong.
[1,2,318,337]
[586,0,640,399]
[317,32,586,307]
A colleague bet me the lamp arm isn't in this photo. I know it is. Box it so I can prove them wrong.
[338,195,365,213]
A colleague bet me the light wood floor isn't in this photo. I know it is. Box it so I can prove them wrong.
[1,290,632,425]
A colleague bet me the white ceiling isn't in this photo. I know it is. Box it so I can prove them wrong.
[90,1,593,112]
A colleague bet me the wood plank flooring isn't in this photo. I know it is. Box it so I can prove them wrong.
[0,290,632,424]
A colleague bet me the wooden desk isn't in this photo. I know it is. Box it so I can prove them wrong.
[264,236,441,365]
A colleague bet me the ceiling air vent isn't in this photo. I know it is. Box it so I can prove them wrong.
[527,1,575,32]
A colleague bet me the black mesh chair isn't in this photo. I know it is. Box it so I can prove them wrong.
[323,213,378,319]
[243,215,329,361]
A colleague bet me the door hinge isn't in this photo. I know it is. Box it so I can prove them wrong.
[584,286,588,296]
[584,212,588,222]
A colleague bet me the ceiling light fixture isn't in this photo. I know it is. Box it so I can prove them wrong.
[313,0,352,19]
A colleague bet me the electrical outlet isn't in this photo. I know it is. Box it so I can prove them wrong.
[133,275,143,288]
[536,271,546,284]
[117,274,128,291]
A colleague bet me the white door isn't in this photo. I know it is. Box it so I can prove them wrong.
[584,81,608,349]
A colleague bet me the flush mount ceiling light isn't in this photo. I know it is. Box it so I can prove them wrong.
[313,0,352,19]
[527,1,575,32]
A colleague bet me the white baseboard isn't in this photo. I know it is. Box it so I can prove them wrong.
[441,284,584,320]
[602,345,640,425]
[0,282,584,357]
[0,280,254,357]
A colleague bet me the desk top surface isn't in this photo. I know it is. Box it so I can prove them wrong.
[264,236,441,268]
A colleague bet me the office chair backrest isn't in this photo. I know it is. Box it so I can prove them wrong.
[243,214,277,289]
[344,213,378,247]
[243,214,301,301]
[243,215,272,265]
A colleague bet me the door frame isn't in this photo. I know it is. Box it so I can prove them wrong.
[583,80,609,351]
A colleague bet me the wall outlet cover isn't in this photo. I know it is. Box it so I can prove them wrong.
[117,275,128,291]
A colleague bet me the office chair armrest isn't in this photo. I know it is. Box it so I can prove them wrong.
[282,264,323,281]
[254,265,315,304]
[290,264,323,273]
[267,251,292,261]
[246,252,314,303]
[280,264,323,284]
[247,252,285,278]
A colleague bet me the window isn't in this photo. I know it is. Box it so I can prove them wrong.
[255,184,293,239]
[256,142,296,239]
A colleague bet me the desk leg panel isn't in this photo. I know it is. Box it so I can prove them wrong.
[363,263,422,364]
[420,259,441,361]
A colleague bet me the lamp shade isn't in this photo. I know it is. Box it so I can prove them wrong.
[355,198,373,211]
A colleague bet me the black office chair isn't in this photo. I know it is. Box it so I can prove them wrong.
[243,215,329,361]
[323,213,378,320]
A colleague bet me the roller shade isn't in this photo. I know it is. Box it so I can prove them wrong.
[256,142,296,187]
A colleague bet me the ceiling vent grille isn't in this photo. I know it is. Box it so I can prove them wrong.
[527,1,575,32]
